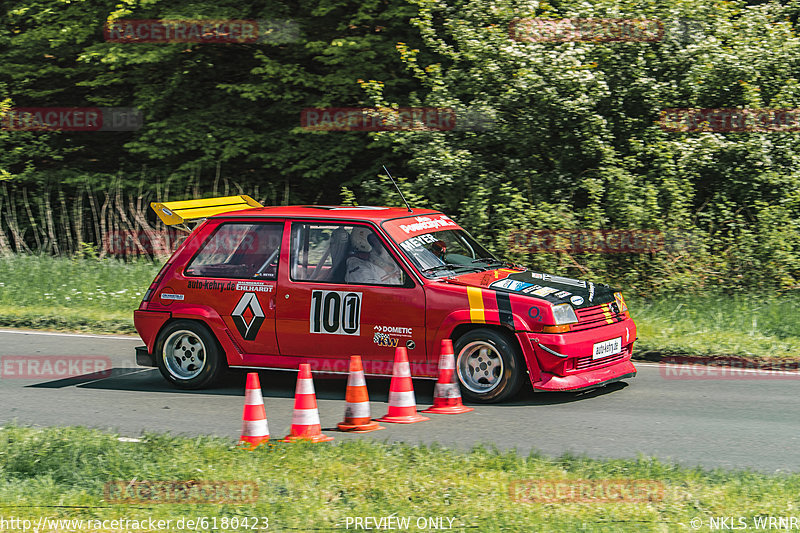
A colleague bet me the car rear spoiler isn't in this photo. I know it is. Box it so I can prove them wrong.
[151,195,263,232]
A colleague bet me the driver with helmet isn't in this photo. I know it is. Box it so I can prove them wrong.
[345,227,403,285]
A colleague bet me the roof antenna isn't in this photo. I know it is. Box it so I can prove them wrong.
[382,165,412,213]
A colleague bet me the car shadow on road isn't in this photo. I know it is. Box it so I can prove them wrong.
[500,381,630,406]
[26,367,629,407]
[25,367,400,400]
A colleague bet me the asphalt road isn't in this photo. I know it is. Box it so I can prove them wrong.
[1,329,798,473]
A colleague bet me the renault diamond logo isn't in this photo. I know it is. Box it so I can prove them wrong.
[232,292,264,341]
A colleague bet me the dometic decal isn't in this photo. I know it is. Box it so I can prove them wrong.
[374,325,413,337]
[310,290,361,335]
[232,292,265,341]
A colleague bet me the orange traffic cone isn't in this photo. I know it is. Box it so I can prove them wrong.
[282,364,334,443]
[423,339,474,414]
[376,347,429,424]
[240,372,269,448]
[337,355,384,433]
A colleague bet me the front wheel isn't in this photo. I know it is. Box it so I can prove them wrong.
[454,328,525,403]
[155,320,226,389]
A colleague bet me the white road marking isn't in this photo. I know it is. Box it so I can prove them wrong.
[0,329,139,341]
[636,361,800,376]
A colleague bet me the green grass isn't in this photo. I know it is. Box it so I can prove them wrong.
[0,425,798,532]
[0,255,160,334]
[0,255,797,361]
[629,293,800,361]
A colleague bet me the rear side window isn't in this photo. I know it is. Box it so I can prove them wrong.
[185,222,283,279]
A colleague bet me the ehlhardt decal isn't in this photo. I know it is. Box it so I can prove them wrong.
[235,281,274,292]
[310,290,361,335]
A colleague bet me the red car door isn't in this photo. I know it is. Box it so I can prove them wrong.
[275,220,427,375]
[182,220,283,359]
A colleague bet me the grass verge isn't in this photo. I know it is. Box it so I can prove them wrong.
[0,255,798,362]
[629,293,800,361]
[0,425,798,532]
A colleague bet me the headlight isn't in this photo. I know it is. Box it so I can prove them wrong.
[552,303,578,325]
[614,292,628,313]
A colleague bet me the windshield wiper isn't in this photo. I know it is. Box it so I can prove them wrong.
[422,263,482,276]
[472,257,524,270]
[472,257,504,266]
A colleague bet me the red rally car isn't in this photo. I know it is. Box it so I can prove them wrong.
[135,195,637,402]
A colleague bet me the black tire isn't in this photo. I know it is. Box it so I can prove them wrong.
[154,320,226,389]
[453,328,525,403]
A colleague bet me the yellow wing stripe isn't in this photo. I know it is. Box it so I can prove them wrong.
[467,287,485,323]
[601,304,614,324]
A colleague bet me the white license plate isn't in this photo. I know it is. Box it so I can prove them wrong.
[592,337,622,360]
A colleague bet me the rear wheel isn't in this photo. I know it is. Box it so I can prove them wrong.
[155,320,226,389]
[454,328,524,403]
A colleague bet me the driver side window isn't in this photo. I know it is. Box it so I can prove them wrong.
[289,223,405,286]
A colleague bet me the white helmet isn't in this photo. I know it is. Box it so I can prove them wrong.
[350,227,372,253]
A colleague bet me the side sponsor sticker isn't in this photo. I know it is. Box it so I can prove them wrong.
[235,281,274,292]
[159,293,184,301]
[189,279,275,293]
[373,332,399,347]
[310,290,362,335]
[374,325,413,337]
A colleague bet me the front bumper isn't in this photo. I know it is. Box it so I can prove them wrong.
[532,359,637,391]
[520,315,638,391]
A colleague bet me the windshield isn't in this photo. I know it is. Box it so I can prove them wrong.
[394,229,496,278]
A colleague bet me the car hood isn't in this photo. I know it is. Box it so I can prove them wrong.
[442,268,617,309]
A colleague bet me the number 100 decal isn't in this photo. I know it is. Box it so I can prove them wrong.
[310,290,362,335]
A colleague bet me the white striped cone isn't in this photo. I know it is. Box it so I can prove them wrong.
[423,339,473,414]
[377,347,429,424]
[240,372,269,448]
[283,364,333,443]
[338,355,383,432]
